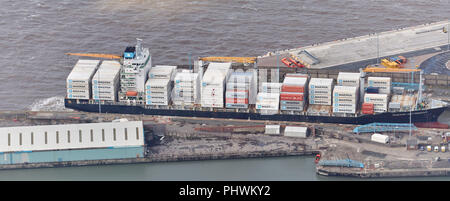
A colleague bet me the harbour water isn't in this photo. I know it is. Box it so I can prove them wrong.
[0,0,449,180]
[1,156,450,181]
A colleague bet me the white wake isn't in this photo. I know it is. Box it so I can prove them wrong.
[28,96,73,112]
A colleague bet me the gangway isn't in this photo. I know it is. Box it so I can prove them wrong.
[318,159,364,168]
[353,123,418,133]
[392,82,426,91]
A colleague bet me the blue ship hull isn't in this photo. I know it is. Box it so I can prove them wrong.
[65,99,447,125]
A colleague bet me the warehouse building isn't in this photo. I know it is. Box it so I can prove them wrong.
[0,121,145,165]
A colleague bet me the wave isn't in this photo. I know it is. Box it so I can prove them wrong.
[28,96,73,112]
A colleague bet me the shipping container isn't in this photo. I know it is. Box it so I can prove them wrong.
[148,65,177,80]
[173,72,200,105]
[280,92,304,101]
[265,125,281,135]
[309,78,333,106]
[368,77,391,94]
[284,126,308,138]
[92,60,121,101]
[261,82,282,93]
[333,86,358,114]
[337,72,361,87]
[371,133,389,144]
[201,62,232,108]
[67,59,100,100]
[145,78,171,105]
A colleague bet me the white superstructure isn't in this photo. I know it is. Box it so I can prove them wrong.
[119,39,152,104]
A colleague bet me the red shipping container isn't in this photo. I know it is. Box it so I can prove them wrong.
[281,85,305,93]
[362,103,374,109]
[225,98,248,104]
[280,93,304,101]
[362,109,374,114]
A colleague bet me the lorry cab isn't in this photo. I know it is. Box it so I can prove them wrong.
[434,146,439,152]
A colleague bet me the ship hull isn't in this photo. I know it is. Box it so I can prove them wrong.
[65,99,447,125]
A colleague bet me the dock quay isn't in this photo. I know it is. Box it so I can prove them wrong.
[0,110,449,179]
[257,21,450,73]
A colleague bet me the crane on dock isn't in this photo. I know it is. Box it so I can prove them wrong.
[363,66,421,73]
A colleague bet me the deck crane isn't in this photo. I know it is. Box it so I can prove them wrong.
[64,53,122,60]
[199,56,256,64]
[362,65,424,108]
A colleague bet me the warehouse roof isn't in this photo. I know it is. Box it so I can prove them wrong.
[0,121,144,153]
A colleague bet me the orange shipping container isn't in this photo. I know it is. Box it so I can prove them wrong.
[226,98,249,104]
[126,91,138,96]
[280,93,304,101]
[281,85,305,93]
[362,109,374,114]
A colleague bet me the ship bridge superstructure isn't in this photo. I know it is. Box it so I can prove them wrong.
[119,38,152,104]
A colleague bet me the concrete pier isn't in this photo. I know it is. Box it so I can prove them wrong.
[0,110,449,179]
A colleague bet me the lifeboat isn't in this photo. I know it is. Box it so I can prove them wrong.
[126,91,138,97]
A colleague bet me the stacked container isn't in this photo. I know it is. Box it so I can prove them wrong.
[361,103,374,114]
[148,65,177,80]
[364,93,389,113]
[92,60,121,101]
[389,95,402,112]
[145,78,171,105]
[172,71,200,106]
[66,60,100,100]
[280,76,308,111]
[201,62,232,108]
[261,82,282,93]
[333,86,358,114]
[390,94,416,112]
[225,71,254,109]
[308,78,333,105]
[145,66,176,106]
[337,72,360,87]
[256,92,280,111]
[368,77,391,94]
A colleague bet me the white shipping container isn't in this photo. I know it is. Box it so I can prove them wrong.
[265,125,280,135]
[201,63,231,108]
[284,126,308,138]
[283,77,308,86]
[92,60,121,101]
[371,134,389,144]
[364,93,388,102]
[257,92,280,101]
[67,59,100,99]
[261,82,282,90]
[337,72,361,87]
[149,65,177,80]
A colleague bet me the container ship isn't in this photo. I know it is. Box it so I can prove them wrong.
[65,22,450,125]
